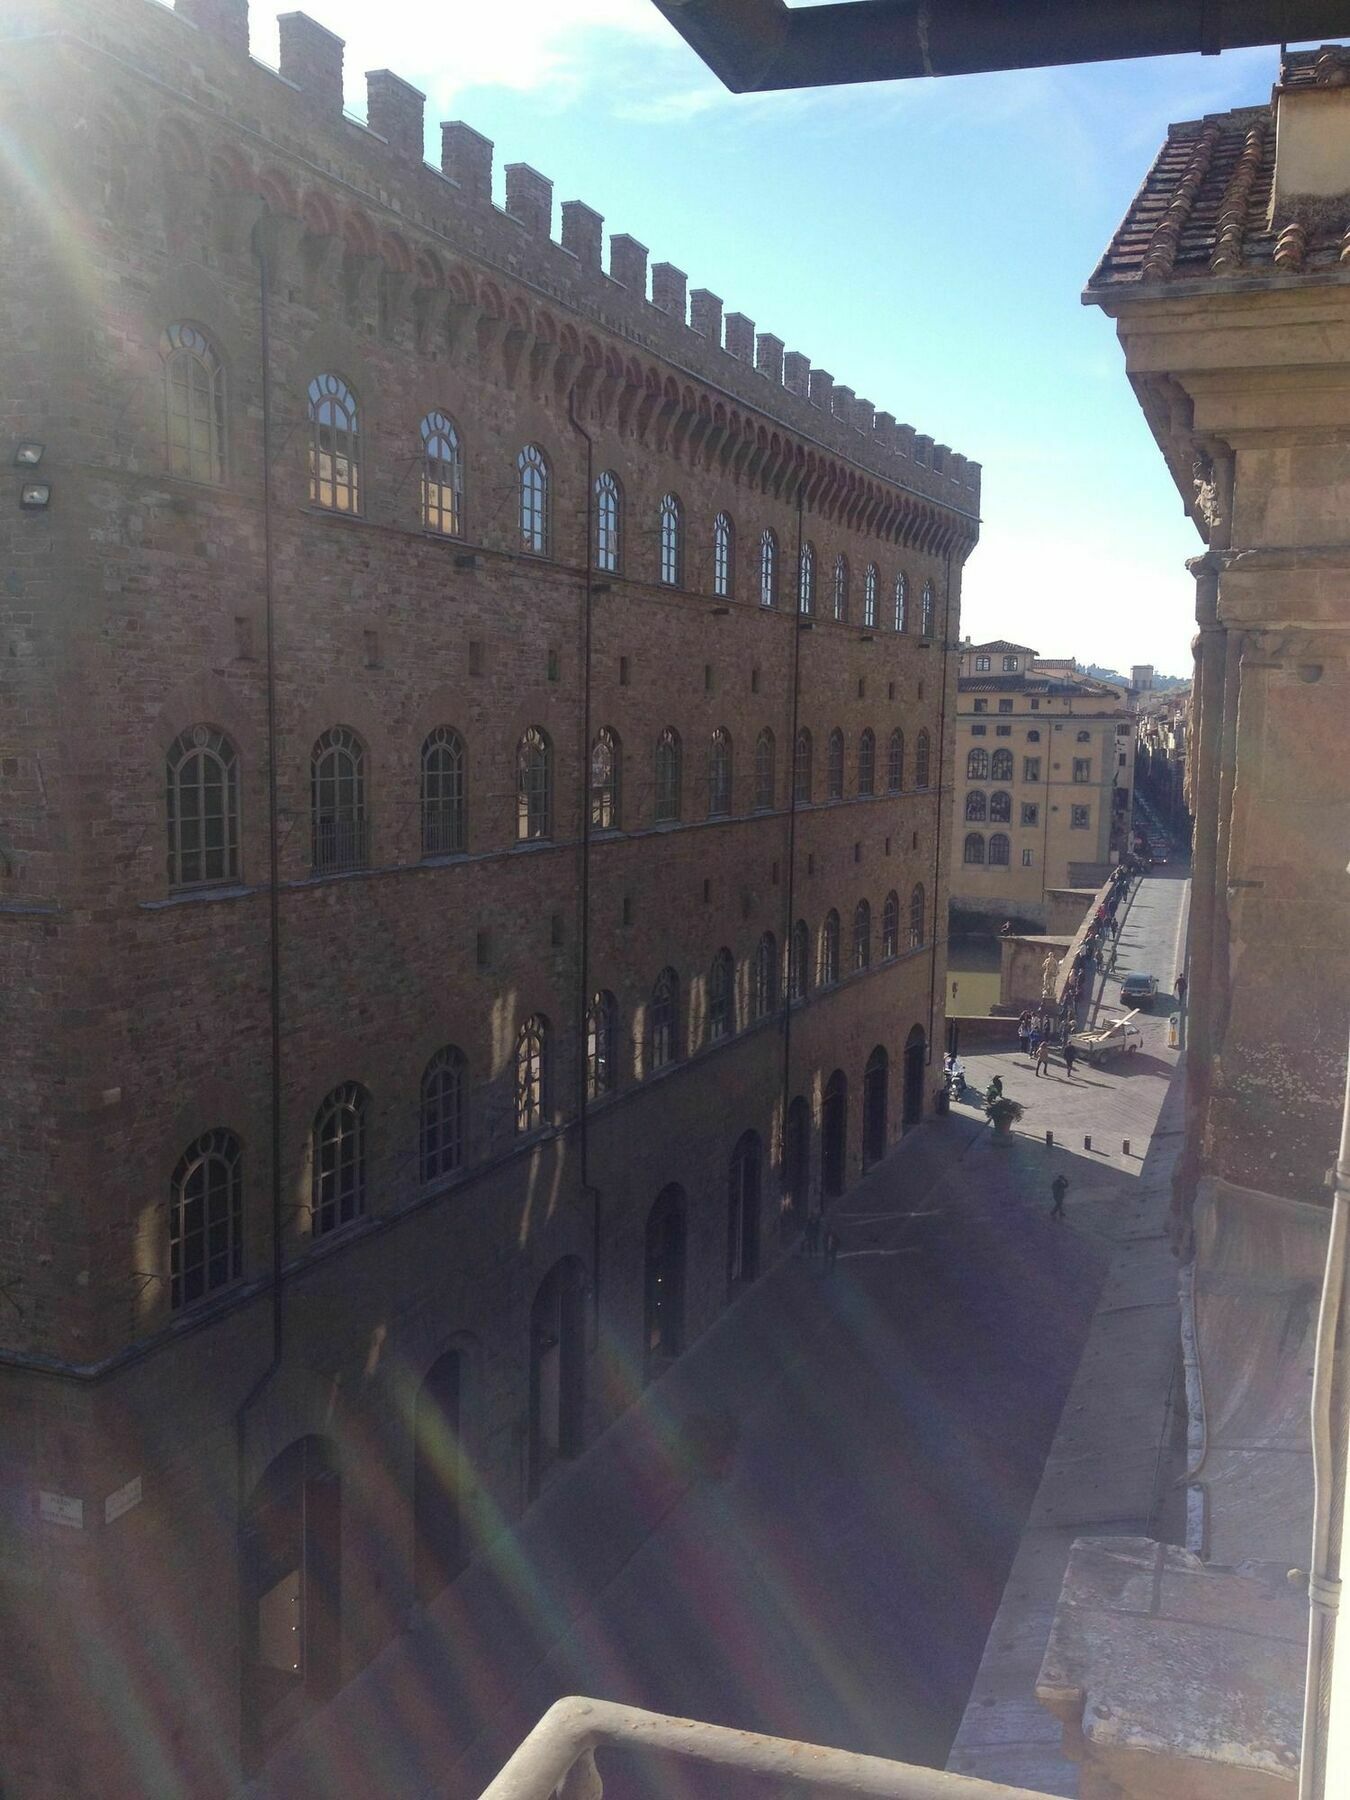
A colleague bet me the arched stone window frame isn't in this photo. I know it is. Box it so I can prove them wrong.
[820,909,841,986]
[649,968,681,1071]
[170,1127,242,1309]
[965,790,987,822]
[515,1014,550,1133]
[420,1046,467,1182]
[882,891,900,959]
[920,580,936,637]
[753,931,778,1020]
[713,512,734,598]
[827,728,846,801]
[311,726,368,874]
[659,491,683,586]
[420,409,463,535]
[909,883,926,948]
[915,729,932,789]
[853,899,871,971]
[311,1083,367,1235]
[517,443,550,555]
[162,322,226,484]
[654,727,682,824]
[590,726,621,831]
[790,918,811,1000]
[964,832,986,865]
[708,948,734,1043]
[833,554,849,622]
[893,571,909,633]
[794,727,813,804]
[708,727,733,817]
[887,728,905,793]
[759,528,778,607]
[421,726,466,857]
[863,563,879,628]
[166,724,239,889]
[991,747,1014,782]
[594,469,621,572]
[967,747,990,781]
[989,789,1012,823]
[516,726,552,842]
[308,372,360,513]
[586,992,618,1099]
[857,728,876,796]
[798,541,816,615]
[753,728,775,811]
[988,832,1011,866]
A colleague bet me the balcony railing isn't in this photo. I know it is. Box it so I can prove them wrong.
[480,1698,1053,1800]
[313,814,370,876]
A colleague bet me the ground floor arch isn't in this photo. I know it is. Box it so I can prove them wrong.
[903,1024,927,1132]
[529,1256,587,1495]
[863,1045,889,1167]
[822,1069,848,1198]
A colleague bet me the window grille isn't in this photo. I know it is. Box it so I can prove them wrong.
[421,1047,466,1181]
[965,790,987,822]
[163,323,225,483]
[516,1015,549,1131]
[660,493,682,585]
[989,790,1012,823]
[759,530,777,607]
[713,513,734,597]
[988,833,1011,866]
[793,729,813,804]
[421,727,466,856]
[170,1128,241,1309]
[753,729,775,810]
[967,747,989,781]
[853,900,871,971]
[909,883,926,948]
[649,970,680,1071]
[312,1084,366,1235]
[308,373,359,512]
[595,471,621,572]
[311,727,367,874]
[708,950,733,1042]
[590,728,621,830]
[990,748,1014,781]
[420,410,462,535]
[857,729,876,796]
[518,444,549,554]
[166,726,239,888]
[517,727,552,841]
[708,728,733,817]
[827,729,845,800]
[915,730,931,789]
[964,832,985,864]
[882,892,900,958]
[654,728,682,823]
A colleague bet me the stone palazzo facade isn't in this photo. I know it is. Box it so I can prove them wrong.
[0,1,979,1791]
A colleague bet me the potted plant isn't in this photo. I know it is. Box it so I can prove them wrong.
[986,1095,1025,1139]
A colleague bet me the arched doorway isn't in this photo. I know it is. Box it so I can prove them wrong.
[242,1436,341,1751]
[903,1024,927,1131]
[645,1186,687,1381]
[414,1349,467,1602]
[863,1046,888,1167]
[727,1131,762,1293]
[529,1257,587,1496]
[783,1094,811,1235]
[822,1070,848,1199]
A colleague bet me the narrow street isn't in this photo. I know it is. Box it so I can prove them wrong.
[255,875,1190,1800]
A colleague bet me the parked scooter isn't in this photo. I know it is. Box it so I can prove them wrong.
[944,1053,967,1100]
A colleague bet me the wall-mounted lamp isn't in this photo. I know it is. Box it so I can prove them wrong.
[14,443,44,467]
[19,482,51,509]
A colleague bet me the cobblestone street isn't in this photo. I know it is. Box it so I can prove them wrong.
[255,874,1190,1800]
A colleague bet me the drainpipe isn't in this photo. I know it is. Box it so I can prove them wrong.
[780,481,806,1214]
[926,548,952,1065]
[234,220,287,1770]
[566,386,601,1334]
[1300,1001,1350,1800]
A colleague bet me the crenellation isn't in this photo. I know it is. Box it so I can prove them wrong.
[872,410,895,447]
[755,332,784,383]
[809,368,834,410]
[689,288,722,341]
[913,433,933,465]
[896,423,915,458]
[277,11,344,113]
[174,0,249,55]
[505,163,553,238]
[853,397,874,434]
[832,384,855,422]
[366,69,425,163]
[651,262,687,321]
[724,311,754,361]
[561,199,603,269]
[931,443,948,473]
[441,120,492,202]
[610,233,649,296]
[783,351,811,397]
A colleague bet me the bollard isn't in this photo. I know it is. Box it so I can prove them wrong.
[1085,1134,1093,1151]
[1168,1015,1180,1048]
[1123,1139,1131,1157]
[1046,1130,1054,1149]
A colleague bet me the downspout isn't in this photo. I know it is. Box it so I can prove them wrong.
[566,386,601,1333]
[235,221,287,1768]
[926,548,952,1064]
[780,481,806,1216]
[1300,1001,1350,1800]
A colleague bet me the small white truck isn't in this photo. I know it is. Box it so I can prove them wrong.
[1068,1010,1144,1066]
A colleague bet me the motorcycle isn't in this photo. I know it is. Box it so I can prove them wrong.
[944,1056,967,1100]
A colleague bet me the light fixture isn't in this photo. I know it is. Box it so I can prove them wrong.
[14,443,43,467]
[19,482,51,509]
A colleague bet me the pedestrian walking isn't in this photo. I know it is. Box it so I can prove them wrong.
[1175,971,1187,1006]
[1018,1011,1033,1059]
[1035,1038,1052,1077]
[1063,1041,1077,1079]
[823,1228,840,1273]
[1050,1174,1069,1219]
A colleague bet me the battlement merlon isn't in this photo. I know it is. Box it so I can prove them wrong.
[38,0,983,514]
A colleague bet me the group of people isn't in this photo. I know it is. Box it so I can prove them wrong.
[1015,1009,1080,1078]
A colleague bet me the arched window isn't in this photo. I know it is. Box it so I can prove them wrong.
[863,563,879,629]
[308,373,359,513]
[893,572,908,633]
[170,1128,241,1309]
[420,410,462,535]
[820,909,840,986]
[590,727,620,831]
[516,1015,550,1132]
[991,748,1014,781]
[162,323,225,483]
[421,727,466,856]
[516,726,552,841]
[420,1047,466,1182]
[921,581,935,637]
[311,727,367,874]
[887,728,905,793]
[754,729,775,811]
[882,891,900,959]
[909,883,926,948]
[1076,729,1092,743]
[586,992,617,1099]
[707,949,734,1043]
[654,727,682,824]
[649,968,680,1072]
[759,529,777,607]
[967,747,990,781]
[708,727,733,817]
[659,492,683,586]
[798,541,815,615]
[713,512,734,598]
[915,729,932,789]
[857,728,876,796]
[853,899,871,971]
[753,931,778,1020]
[833,554,849,622]
[826,728,846,800]
[794,728,813,804]
[166,725,239,889]
[790,919,810,1000]
[989,789,1012,823]
[517,444,549,555]
[988,833,1011,866]
[1027,729,1041,743]
[965,790,987,822]
[594,470,621,572]
[964,832,986,864]
[312,1083,366,1235]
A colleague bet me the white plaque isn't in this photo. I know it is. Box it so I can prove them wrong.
[104,1476,142,1525]
[38,1491,84,1529]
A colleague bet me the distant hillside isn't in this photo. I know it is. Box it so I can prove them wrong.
[1081,663,1189,691]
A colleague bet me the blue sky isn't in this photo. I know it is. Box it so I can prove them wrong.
[251,2,1292,675]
